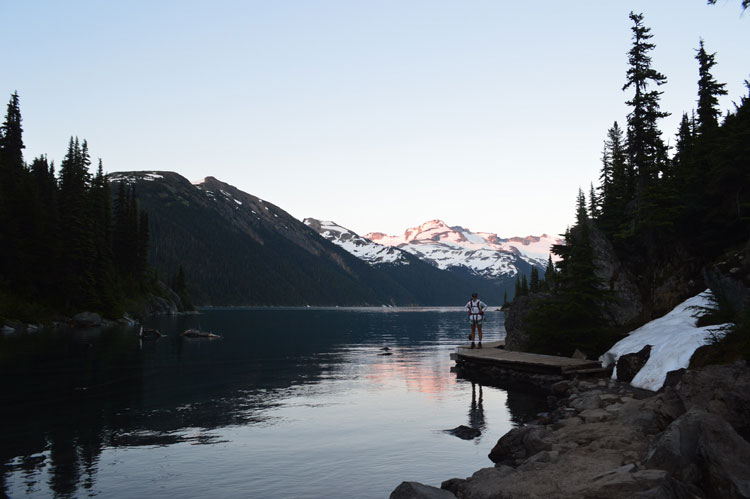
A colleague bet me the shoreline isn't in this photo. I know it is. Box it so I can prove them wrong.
[392,361,750,499]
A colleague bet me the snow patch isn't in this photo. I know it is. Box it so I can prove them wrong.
[600,290,730,392]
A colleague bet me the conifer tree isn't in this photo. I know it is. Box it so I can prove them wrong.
[529,266,540,293]
[695,39,727,135]
[623,12,669,189]
[58,137,97,309]
[514,274,522,300]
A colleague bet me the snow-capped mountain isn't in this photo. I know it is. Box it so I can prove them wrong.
[366,220,562,278]
[303,219,409,265]
[307,218,562,280]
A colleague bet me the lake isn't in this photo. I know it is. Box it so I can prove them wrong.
[0,308,547,498]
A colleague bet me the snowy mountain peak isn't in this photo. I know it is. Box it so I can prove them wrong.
[364,220,563,278]
[304,218,409,266]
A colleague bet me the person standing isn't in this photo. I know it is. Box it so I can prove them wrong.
[465,292,487,348]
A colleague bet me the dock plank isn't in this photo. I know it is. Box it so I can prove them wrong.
[454,341,602,375]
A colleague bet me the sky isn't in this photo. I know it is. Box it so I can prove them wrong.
[2,1,749,238]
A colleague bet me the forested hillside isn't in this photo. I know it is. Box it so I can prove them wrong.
[117,172,501,306]
[507,12,750,360]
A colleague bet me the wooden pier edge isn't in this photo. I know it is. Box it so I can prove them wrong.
[451,340,612,387]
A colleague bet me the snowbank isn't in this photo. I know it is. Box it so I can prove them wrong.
[599,290,730,392]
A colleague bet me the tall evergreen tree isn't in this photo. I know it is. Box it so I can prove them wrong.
[58,138,97,309]
[695,39,728,135]
[623,12,669,189]
[529,266,540,293]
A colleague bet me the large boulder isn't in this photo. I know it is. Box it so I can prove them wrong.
[503,294,543,352]
[72,311,102,328]
[677,362,750,441]
[587,221,643,326]
[616,344,652,383]
[646,408,750,498]
[389,481,456,499]
[488,425,554,465]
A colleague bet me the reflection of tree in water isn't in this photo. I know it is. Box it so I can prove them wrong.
[0,312,351,498]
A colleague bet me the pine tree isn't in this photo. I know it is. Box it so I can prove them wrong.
[514,274,522,300]
[0,92,28,288]
[588,182,600,219]
[520,274,529,295]
[502,291,508,308]
[695,39,728,135]
[623,12,669,190]
[58,137,97,310]
[529,266,540,293]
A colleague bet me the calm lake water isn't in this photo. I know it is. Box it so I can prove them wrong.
[1,308,547,498]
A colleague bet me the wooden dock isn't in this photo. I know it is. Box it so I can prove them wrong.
[451,340,606,377]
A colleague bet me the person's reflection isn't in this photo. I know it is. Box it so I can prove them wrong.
[469,382,486,434]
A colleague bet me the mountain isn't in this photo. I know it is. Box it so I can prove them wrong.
[366,220,562,278]
[303,219,410,265]
[107,172,496,306]
[304,218,554,303]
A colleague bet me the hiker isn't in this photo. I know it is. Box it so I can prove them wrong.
[465,292,487,348]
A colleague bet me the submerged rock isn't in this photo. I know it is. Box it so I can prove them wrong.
[444,425,481,440]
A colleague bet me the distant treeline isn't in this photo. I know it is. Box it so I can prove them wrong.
[514,12,750,358]
[0,93,151,320]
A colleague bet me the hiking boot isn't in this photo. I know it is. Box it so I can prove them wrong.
[478,342,482,349]
[470,342,476,349]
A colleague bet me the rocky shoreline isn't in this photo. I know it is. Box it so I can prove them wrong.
[391,362,750,499]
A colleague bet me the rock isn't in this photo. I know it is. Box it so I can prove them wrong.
[573,348,588,360]
[450,467,518,499]
[439,478,464,496]
[646,408,750,498]
[576,469,669,498]
[503,293,547,351]
[551,380,571,396]
[488,425,554,465]
[579,408,615,423]
[677,362,750,440]
[631,476,707,498]
[616,344,652,383]
[444,425,481,440]
[72,312,102,328]
[571,393,602,411]
[662,368,686,389]
[389,481,456,499]
[587,220,643,326]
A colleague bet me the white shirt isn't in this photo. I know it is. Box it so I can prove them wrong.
[465,299,487,316]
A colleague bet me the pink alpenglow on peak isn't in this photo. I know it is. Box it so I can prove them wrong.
[362,220,563,278]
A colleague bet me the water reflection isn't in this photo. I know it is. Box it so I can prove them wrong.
[0,308,545,498]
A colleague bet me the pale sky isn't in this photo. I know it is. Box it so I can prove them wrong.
[2,1,749,238]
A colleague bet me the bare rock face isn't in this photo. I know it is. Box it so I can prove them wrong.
[616,344,652,383]
[502,294,541,352]
[703,239,750,314]
[587,221,643,326]
[389,481,456,499]
[487,425,554,465]
[677,361,750,441]
[646,408,750,498]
